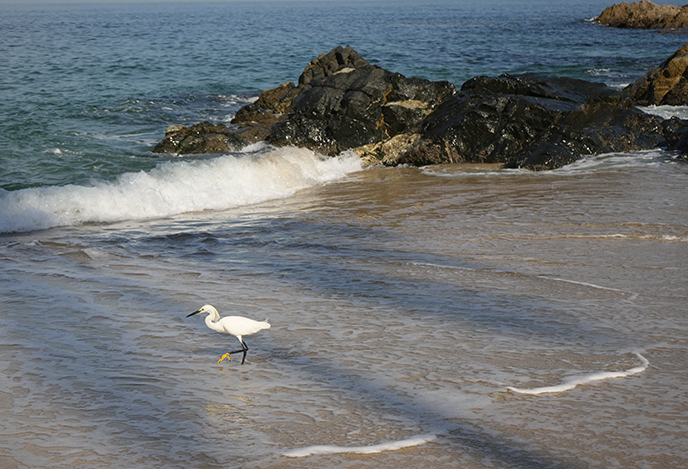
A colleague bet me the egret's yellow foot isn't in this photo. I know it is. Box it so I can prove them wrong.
[218,353,231,364]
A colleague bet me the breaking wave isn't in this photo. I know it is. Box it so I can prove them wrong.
[0,147,362,234]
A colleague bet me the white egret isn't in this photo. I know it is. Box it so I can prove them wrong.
[187,304,271,364]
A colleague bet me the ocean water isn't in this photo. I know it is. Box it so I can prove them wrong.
[1,1,688,468]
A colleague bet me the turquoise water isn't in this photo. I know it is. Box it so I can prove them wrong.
[2,2,688,468]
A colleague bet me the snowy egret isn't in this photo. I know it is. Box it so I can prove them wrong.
[186,304,271,364]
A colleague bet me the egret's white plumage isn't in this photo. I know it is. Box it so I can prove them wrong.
[187,304,270,364]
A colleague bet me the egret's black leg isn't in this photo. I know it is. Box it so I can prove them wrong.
[240,340,248,365]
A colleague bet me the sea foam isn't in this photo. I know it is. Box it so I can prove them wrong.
[639,105,688,120]
[283,434,437,458]
[507,353,649,395]
[0,147,361,234]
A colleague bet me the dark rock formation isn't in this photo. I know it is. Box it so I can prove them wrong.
[596,1,688,29]
[298,45,370,86]
[663,116,688,151]
[625,43,688,105]
[153,45,685,169]
[393,74,664,170]
[153,122,246,154]
[253,81,296,114]
[267,63,455,155]
[248,46,456,156]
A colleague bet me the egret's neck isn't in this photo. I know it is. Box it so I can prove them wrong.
[204,313,224,333]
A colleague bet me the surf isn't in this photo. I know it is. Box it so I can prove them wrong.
[0,146,361,234]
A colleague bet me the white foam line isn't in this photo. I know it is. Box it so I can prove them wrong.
[283,434,437,458]
[408,261,475,271]
[507,353,649,395]
[539,276,628,293]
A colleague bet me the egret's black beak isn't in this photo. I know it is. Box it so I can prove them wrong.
[187,310,201,318]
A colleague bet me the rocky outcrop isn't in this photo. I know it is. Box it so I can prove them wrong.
[267,64,455,156]
[390,74,664,170]
[245,46,456,156]
[625,43,688,105]
[595,1,688,29]
[155,46,455,157]
[662,116,688,155]
[153,46,682,170]
[153,122,246,154]
[298,45,370,86]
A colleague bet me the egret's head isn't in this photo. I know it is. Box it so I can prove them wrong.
[187,304,215,317]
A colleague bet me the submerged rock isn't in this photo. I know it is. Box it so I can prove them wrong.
[595,1,688,29]
[153,45,684,169]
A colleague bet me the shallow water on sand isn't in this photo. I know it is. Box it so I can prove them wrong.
[2,152,687,468]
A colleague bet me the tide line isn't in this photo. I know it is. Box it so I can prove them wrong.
[283,434,437,458]
[507,352,649,395]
